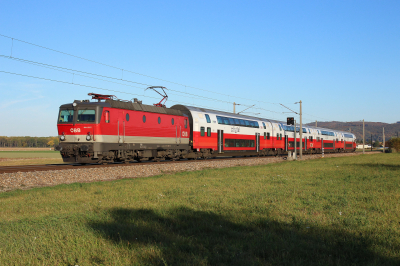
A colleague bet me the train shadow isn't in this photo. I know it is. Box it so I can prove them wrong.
[87,207,397,265]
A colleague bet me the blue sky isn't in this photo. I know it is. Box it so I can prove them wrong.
[0,0,399,136]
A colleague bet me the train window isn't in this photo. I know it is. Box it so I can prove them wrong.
[280,133,282,140]
[229,118,235,125]
[223,117,229,125]
[207,127,211,137]
[143,115,146,123]
[217,116,223,124]
[205,114,211,123]
[234,119,241,126]
[244,120,250,127]
[77,109,95,122]
[264,132,266,140]
[126,113,129,122]
[200,127,205,137]
[277,133,279,139]
[267,132,270,140]
[171,118,174,125]
[262,122,266,129]
[279,124,282,131]
[59,109,74,123]
[105,111,110,123]
[158,117,161,124]
[184,119,188,128]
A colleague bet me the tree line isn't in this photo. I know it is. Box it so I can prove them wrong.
[0,136,59,148]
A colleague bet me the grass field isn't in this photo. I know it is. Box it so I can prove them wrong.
[0,151,63,166]
[0,153,399,265]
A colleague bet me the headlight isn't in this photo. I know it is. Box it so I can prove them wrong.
[86,134,91,141]
[60,135,65,141]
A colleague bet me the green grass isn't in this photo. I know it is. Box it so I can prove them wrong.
[0,154,399,265]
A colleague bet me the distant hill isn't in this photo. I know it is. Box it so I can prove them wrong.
[304,121,400,142]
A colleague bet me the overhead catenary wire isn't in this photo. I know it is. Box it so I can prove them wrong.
[0,54,255,107]
[0,34,326,121]
[0,33,280,106]
[0,68,323,123]
[0,70,234,113]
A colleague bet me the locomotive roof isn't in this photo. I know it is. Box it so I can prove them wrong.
[60,99,184,116]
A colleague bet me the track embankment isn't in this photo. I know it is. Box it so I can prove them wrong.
[0,152,380,193]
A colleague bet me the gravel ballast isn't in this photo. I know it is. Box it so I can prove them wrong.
[0,152,377,193]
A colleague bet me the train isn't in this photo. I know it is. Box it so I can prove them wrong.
[55,92,356,163]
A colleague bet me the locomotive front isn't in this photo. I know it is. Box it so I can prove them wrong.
[55,100,108,163]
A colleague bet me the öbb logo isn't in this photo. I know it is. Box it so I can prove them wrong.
[70,128,81,133]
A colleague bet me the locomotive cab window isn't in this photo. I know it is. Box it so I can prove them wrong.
[158,117,161,124]
[205,114,211,123]
[58,109,74,123]
[184,119,187,128]
[171,118,174,125]
[143,115,146,123]
[77,109,95,123]
[126,113,130,122]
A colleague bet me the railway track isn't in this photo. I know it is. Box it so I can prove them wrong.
[0,156,262,174]
[0,150,380,174]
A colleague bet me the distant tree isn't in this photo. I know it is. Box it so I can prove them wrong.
[373,140,380,147]
[47,140,55,147]
[388,138,400,152]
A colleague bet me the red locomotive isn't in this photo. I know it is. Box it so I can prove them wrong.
[55,92,356,163]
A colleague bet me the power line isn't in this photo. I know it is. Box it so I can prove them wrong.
[0,33,280,106]
[0,54,254,107]
[0,70,233,112]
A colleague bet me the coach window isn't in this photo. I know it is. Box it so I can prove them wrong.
[264,132,266,140]
[105,111,110,123]
[205,114,211,123]
[200,127,205,137]
[126,113,130,122]
[158,117,161,124]
[280,133,282,140]
[207,127,211,137]
[217,116,223,124]
[143,115,146,123]
[171,118,174,125]
[184,119,188,128]
[262,122,266,129]
[267,132,270,140]
[276,133,279,140]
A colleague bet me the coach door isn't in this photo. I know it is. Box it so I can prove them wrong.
[256,133,260,152]
[218,130,224,153]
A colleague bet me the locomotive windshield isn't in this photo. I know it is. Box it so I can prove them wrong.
[77,109,96,122]
[58,109,74,123]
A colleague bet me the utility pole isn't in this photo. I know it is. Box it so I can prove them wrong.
[383,127,385,153]
[233,102,236,114]
[315,120,317,127]
[363,119,365,154]
[294,120,297,160]
[371,134,372,151]
[299,100,302,160]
